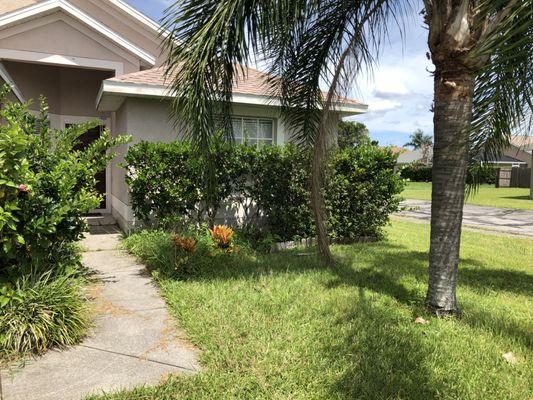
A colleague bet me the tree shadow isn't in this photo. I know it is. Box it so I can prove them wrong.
[323,288,440,399]
[461,305,532,349]
[327,244,532,300]
[501,195,532,202]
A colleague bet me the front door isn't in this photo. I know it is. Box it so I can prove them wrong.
[70,124,107,210]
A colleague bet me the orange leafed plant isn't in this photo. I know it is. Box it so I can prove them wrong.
[171,234,197,253]
[209,225,234,249]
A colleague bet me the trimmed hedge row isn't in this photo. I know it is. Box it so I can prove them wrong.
[124,141,405,241]
[399,162,432,182]
[400,162,497,184]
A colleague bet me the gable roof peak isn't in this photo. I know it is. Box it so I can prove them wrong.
[0,0,156,65]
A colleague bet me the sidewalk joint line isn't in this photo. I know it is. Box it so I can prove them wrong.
[78,345,197,372]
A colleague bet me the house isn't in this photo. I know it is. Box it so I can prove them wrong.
[396,148,432,167]
[482,136,533,168]
[0,0,367,230]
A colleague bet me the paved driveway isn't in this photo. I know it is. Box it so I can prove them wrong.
[398,200,533,237]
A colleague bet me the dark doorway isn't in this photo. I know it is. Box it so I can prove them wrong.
[69,124,107,209]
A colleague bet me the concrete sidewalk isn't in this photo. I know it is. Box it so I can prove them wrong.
[1,226,200,400]
[398,200,533,237]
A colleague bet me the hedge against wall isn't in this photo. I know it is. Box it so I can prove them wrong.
[124,141,404,241]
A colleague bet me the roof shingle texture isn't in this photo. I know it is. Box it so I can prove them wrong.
[109,66,362,105]
[0,0,42,16]
[510,136,533,151]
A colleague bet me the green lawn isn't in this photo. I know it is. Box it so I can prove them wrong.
[90,220,533,400]
[403,181,533,210]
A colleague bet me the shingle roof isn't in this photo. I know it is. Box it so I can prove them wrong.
[0,0,42,16]
[510,135,533,151]
[108,66,363,105]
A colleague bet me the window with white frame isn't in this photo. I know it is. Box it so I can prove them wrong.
[231,117,274,146]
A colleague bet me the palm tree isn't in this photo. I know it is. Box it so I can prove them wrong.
[423,0,531,315]
[405,128,433,164]
[404,129,432,150]
[161,0,531,312]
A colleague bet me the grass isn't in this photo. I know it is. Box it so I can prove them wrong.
[402,181,533,210]
[90,220,532,400]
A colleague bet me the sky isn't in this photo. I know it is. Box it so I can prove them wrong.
[126,0,434,147]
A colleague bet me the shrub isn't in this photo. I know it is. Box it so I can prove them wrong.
[0,90,130,280]
[400,162,433,182]
[252,144,314,239]
[400,161,496,184]
[467,164,497,185]
[124,142,404,242]
[209,225,235,249]
[326,146,405,240]
[0,87,129,359]
[0,272,89,358]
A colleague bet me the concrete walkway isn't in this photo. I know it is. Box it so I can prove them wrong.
[398,200,533,237]
[1,226,200,400]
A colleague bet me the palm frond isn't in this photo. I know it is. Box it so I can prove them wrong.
[470,0,533,171]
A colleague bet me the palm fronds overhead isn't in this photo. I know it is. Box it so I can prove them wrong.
[470,0,533,164]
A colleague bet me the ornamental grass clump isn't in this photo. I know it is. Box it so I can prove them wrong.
[0,273,89,358]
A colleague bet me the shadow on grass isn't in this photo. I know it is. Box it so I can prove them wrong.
[462,305,533,349]
[324,288,440,399]
[501,195,533,202]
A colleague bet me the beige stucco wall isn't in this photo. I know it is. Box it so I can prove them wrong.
[109,97,295,229]
[3,60,113,118]
[68,0,164,64]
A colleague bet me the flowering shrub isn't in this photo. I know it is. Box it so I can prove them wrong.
[209,225,234,249]
[0,87,130,281]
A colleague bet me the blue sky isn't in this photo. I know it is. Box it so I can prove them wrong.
[126,0,433,147]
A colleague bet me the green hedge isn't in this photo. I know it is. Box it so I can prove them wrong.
[399,162,432,182]
[125,141,404,241]
[400,162,496,184]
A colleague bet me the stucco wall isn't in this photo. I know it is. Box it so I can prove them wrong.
[0,16,140,73]
[109,97,296,229]
[3,60,113,117]
[68,0,164,64]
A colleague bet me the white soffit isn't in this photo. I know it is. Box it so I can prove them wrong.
[0,0,156,65]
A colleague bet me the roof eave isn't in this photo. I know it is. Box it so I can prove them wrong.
[97,80,368,115]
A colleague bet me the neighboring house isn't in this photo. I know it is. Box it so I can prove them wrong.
[396,148,429,167]
[482,135,533,168]
[0,0,367,230]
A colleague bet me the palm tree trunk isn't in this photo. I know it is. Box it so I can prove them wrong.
[311,125,335,267]
[426,62,475,316]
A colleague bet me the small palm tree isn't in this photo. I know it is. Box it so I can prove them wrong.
[161,0,411,266]
[405,129,433,165]
[404,129,433,150]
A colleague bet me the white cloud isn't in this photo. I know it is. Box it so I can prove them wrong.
[369,99,403,113]
[373,80,409,98]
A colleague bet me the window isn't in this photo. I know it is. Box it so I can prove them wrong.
[231,117,274,146]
